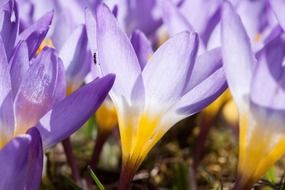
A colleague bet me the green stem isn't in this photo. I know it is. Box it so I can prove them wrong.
[62,138,82,186]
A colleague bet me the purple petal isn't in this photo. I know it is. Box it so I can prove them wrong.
[14,47,65,134]
[207,23,221,50]
[130,30,153,70]
[270,0,285,31]
[186,48,222,90]
[59,25,92,92]
[221,1,254,110]
[175,67,227,115]
[124,0,162,36]
[250,35,285,110]
[263,25,283,46]
[37,74,115,149]
[0,2,19,59]
[202,5,221,45]
[0,36,10,97]
[50,0,85,49]
[25,127,43,190]
[0,127,43,190]
[0,0,11,10]
[237,0,266,40]
[179,0,221,36]
[158,0,194,36]
[0,36,14,142]
[142,32,198,106]
[17,11,53,58]
[96,4,141,100]
[9,41,29,98]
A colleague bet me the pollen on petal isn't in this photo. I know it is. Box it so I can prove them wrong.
[36,38,54,55]
[253,33,262,43]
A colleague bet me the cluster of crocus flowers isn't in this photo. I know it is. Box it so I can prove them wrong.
[0,0,115,189]
[3,0,285,189]
[94,4,226,189]
[222,2,285,189]
[0,40,114,189]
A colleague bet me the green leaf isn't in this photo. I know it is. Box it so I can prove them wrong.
[265,167,278,184]
[171,162,189,190]
[88,166,105,190]
[81,116,96,139]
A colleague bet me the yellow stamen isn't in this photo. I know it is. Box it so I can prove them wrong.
[147,53,153,61]
[204,90,231,117]
[95,100,117,133]
[0,133,11,149]
[254,33,262,43]
[118,110,166,167]
[156,28,169,47]
[66,83,75,96]
[222,99,239,125]
[36,38,54,55]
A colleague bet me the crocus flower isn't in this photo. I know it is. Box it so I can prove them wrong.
[103,0,162,37]
[159,0,280,52]
[0,0,53,59]
[208,0,280,51]
[222,2,285,189]
[158,0,221,49]
[95,4,226,189]
[0,33,114,189]
[17,0,87,49]
[59,24,92,95]
[18,0,162,50]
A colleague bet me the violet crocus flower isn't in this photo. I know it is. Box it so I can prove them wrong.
[208,0,280,51]
[8,0,94,100]
[158,0,221,49]
[9,0,93,95]
[222,2,285,189]
[57,20,94,182]
[95,4,226,189]
[0,36,114,189]
[0,0,53,59]
[59,24,92,94]
[17,0,87,49]
[103,0,162,37]
[18,0,162,50]
[159,0,280,52]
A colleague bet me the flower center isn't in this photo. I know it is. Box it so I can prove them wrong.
[238,113,285,187]
[118,110,166,167]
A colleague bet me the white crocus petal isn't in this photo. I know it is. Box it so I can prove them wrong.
[142,31,198,109]
[221,2,255,112]
[96,4,141,104]
[173,67,226,116]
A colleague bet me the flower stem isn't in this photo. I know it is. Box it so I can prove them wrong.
[193,112,214,171]
[117,161,137,190]
[62,138,81,186]
[90,131,111,170]
[232,173,255,190]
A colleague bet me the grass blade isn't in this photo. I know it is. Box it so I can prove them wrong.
[88,166,105,190]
